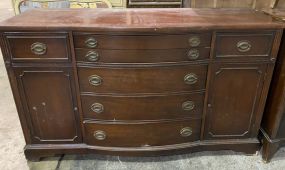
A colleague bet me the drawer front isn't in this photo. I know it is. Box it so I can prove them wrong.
[75,47,210,63]
[215,32,275,59]
[84,119,201,147]
[78,65,207,93]
[81,92,204,120]
[73,33,211,49]
[5,33,70,62]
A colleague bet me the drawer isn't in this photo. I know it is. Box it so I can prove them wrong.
[4,33,70,62]
[215,31,275,59]
[84,119,201,147]
[73,33,211,49]
[75,47,210,63]
[81,92,204,120]
[78,64,208,93]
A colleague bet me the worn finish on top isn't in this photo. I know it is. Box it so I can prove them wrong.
[0,8,284,32]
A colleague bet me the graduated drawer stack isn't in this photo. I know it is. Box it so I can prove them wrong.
[74,32,211,147]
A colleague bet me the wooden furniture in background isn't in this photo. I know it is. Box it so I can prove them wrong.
[127,0,181,8]
[258,9,285,162]
[0,8,283,161]
[183,0,282,9]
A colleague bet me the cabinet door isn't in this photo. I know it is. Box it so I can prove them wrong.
[14,67,81,144]
[204,63,267,139]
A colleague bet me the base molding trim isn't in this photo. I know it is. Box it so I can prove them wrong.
[24,138,260,161]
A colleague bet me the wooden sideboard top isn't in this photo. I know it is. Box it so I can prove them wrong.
[0,8,284,32]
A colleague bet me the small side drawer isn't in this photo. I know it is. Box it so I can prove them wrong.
[75,48,210,63]
[4,32,70,62]
[215,31,275,59]
[81,92,204,120]
[78,64,208,94]
[84,119,201,147]
[73,33,211,49]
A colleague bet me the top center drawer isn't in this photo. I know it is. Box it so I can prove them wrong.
[73,33,211,49]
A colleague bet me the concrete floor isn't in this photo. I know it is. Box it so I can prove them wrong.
[2,1,285,170]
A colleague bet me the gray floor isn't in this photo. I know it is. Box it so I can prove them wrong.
[2,1,285,170]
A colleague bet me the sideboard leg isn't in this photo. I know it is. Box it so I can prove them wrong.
[262,140,280,163]
[24,147,53,162]
[24,152,42,162]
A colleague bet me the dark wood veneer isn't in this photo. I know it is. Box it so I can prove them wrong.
[80,92,204,120]
[73,33,211,49]
[0,9,283,31]
[0,9,283,161]
[215,32,275,59]
[83,119,201,147]
[14,67,82,144]
[78,64,208,94]
[75,47,211,64]
[204,63,267,139]
[4,32,71,62]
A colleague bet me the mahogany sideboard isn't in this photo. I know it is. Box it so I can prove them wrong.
[0,8,283,161]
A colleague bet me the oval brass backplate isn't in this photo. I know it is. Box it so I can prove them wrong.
[189,36,201,47]
[31,42,47,55]
[88,75,102,86]
[94,130,106,140]
[180,127,193,137]
[184,73,198,85]
[187,49,200,60]
[237,40,251,52]
[86,51,99,62]
[85,37,98,48]
[91,103,104,113]
[182,101,195,111]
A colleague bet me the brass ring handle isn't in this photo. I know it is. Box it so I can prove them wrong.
[94,130,106,140]
[189,36,201,47]
[180,127,193,137]
[88,75,102,86]
[31,42,47,55]
[182,101,195,111]
[85,51,99,62]
[184,73,198,85]
[237,40,251,52]
[187,49,200,60]
[85,37,98,48]
[91,103,104,113]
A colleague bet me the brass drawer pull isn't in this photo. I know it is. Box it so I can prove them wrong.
[89,75,102,86]
[86,51,99,62]
[237,40,251,52]
[189,36,201,47]
[182,101,195,111]
[184,73,198,85]
[94,130,106,140]
[31,42,47,55]
[180,127,192,137]
[91,103,104,113]
[85,37,98,48]
[187,49,200,60]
